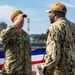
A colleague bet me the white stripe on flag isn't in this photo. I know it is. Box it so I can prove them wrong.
[0,59,4,64]
[31,54,43,61]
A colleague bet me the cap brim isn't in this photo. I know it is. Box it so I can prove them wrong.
[23,14,27,18]
[45,10,51,13]
[15,14,27,19]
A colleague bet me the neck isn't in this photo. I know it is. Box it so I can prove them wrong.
[16,29,22,32]
[54,16,61,22]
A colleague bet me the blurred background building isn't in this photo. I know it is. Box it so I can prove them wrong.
[0,22,7,32]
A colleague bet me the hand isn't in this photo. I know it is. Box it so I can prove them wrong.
[13,15,24,26]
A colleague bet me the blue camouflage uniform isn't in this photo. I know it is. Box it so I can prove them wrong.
[43,18,75,75]
[0,24,31,75]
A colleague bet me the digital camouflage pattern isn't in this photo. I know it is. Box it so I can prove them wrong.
[0,24,31,75]
[43,18,75,75]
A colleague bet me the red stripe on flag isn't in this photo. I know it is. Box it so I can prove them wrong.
[0,64,4,70]
[31,60,45,65]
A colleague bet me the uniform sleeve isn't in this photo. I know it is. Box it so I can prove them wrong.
[0,24,17,45]
[43,25,62,74]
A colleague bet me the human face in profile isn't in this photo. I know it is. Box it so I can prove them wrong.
[49,11,55,23]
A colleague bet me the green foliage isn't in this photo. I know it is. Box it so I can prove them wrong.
[30,33,46,43]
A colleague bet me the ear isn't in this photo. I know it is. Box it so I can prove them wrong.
[51,11,56,17]
[53,11,57,16]
[54,11,58,16]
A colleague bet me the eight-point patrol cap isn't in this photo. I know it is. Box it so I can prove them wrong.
[10,10,27,20]
[45,2,67,13]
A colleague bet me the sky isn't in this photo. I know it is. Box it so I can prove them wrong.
[0,0,75,34]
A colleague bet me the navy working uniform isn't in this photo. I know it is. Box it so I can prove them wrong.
[0,10,31,75]
[43,2,75,75]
